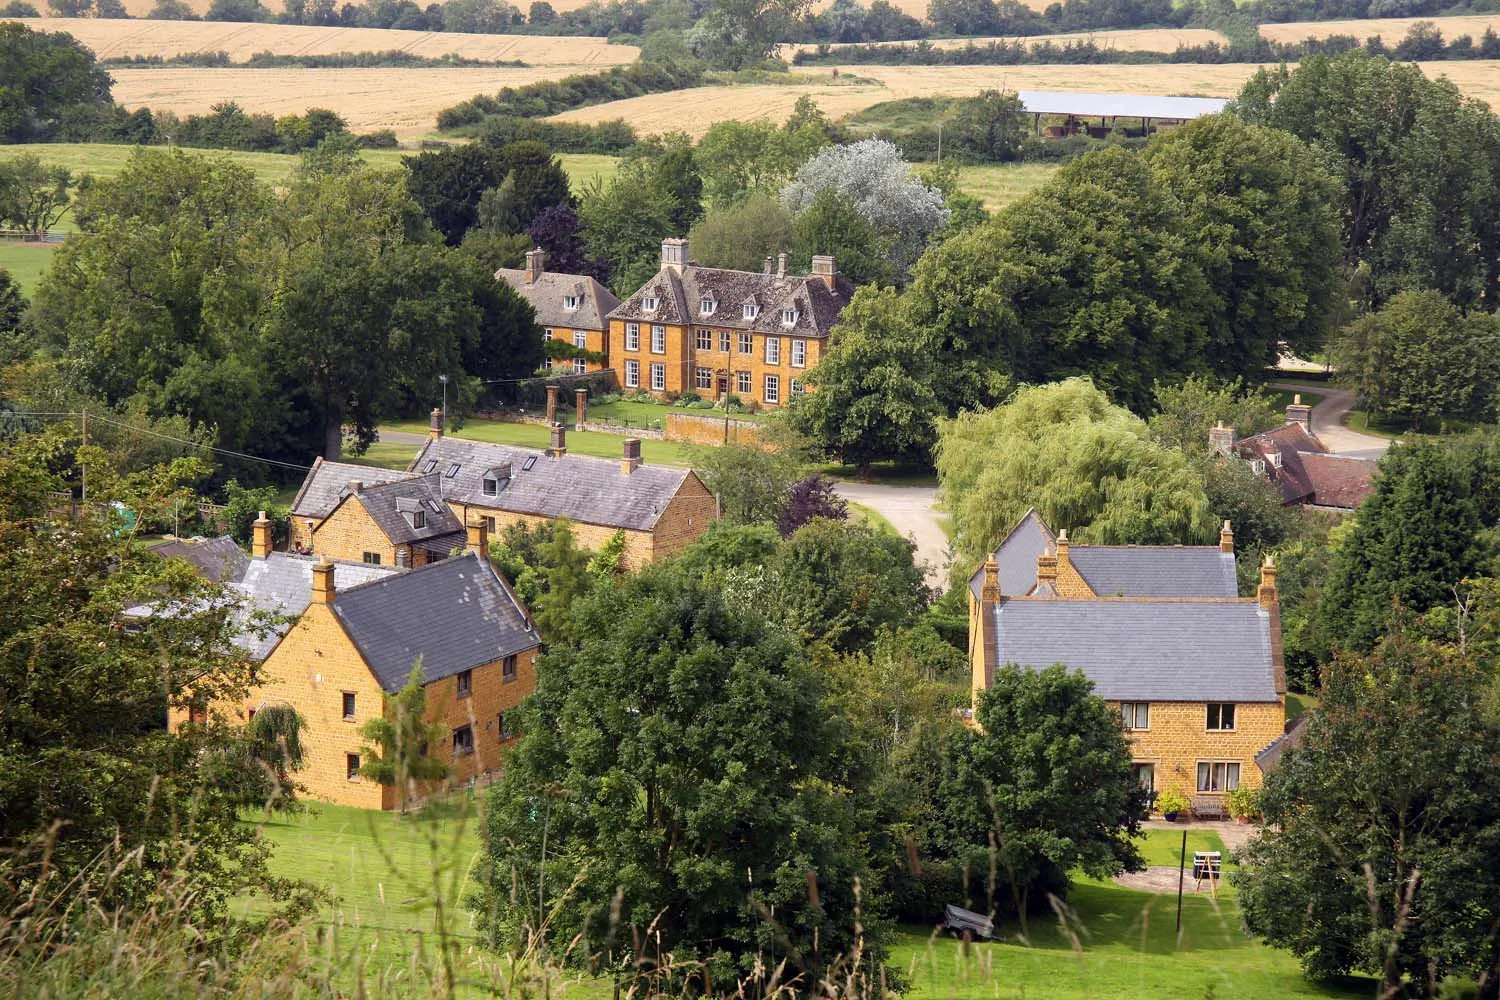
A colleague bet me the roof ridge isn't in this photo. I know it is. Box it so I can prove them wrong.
[1072,544,1227,551]
[1004,595,1260,605]
[333,548,478,597]
[430,435,691,480]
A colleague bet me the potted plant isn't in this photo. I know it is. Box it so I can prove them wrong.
[1226,786,1262,824]
[1156,788,1189,822]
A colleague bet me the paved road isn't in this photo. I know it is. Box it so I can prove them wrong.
[1269,382,1392,460]
[835,482,951,588]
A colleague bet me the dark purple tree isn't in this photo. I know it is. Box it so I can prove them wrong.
[778,475,849,537]
[526,202,610,283]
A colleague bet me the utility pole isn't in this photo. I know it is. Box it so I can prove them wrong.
[1175,827,1187,934]
[937,123,943,164]
[80,408,88,503]
[439,374,449,432]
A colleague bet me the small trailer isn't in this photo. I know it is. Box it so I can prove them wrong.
[942,904,995,940]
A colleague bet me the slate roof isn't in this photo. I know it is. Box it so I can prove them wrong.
[290,458,409,520]
[153,535,249,583]
[1255,714,1309,774]
[1233,423,1376,510]
[332,551,539,692]
[608,259,854,339]
[407,436,696,532]
[232,553,399,659]
[320,473,466,546]
[969,509,1053,600]
[1070,547,1236,598]
[990,599,1280,702]
[494,266,620,331]
[968,509,1236,600]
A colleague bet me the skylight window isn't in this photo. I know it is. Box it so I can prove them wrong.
[445,463,460,479]
[522,456,537,472]
[421,459,438,474]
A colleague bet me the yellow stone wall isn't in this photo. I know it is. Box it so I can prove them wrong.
[453,502,655,568]
[648,473,718,562]
[310,499,395,567]
[1119,699,1284,800]
[607,319,821,409]
[545,326,608,374]
[422,644,540,788]
[290,515,321,552]
[1053,552,1096,598]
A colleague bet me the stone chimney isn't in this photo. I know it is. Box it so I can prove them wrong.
[466,517,489,561]
[1209,421,1235,457]
[428,407,444,441]
[547,422,566,458]
[1055,529,1071,575]
[974,554,1003,707]
[1258,555,1279,610]
[776,251,787,278]
[763,255,773,275]
[524,247,545,284]
[347,480,362,494]
[252,510,273,559]
[574,387,588,429]
[661,237,689,272]
[981,555,1000,604]
[1035,549,1059,596]
[621,437,642,476]
[1219,519,1234,554]
[545,383,559,424]
[810,254,837,290]
[311,557,335,605]
[1285,393,1312,433]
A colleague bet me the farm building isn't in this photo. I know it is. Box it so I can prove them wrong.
[1017,90,1229,138]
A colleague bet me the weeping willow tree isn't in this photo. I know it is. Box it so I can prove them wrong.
[936,377,1217,564]
[359,661,450,814]
[245,703,307,813]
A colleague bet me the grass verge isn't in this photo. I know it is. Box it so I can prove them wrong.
[1285,690,1317,723]
[0,242,57,296]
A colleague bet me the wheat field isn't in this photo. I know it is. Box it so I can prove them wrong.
[1259,14,1500,44]
[788,26,1230,56]
[19,0,948,16]
[12,17,637,63]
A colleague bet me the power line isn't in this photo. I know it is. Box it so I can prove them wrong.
[481,368,616,386]
[5,410,313,472]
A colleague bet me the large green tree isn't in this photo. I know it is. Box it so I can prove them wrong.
[0,22,113,142]
[1235,51,1500,308]
[1147,375,1282,456]
[1333,289,1500,431]
[0,155,72,235]
[1236,632,1500,994]
[1142,114,1343,374]
[1315,442,1483,655]
[472,567,873,988]
[686,192,796,272]
[936,378,1217,563]
[403,143,503,245]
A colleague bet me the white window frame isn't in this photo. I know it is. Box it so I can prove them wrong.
[695,329,712,351]
[790,378,804,397]
[736,371,751,394]
[765,337,781,365]
[1130,762,1155,791]
[625,323,640,351]
[563,294,579,310]
[543,326,553,341]
[625,360,639,388]
[718,330,731,352]
[695,367,712,389]
[764,374,780,404]
[1206,703,1236,732]
[743,303,758,320]
[1197,761,1240,793]
[650,363,665,391]
[781,308,798,327]
[572,331,587,349]
[737,332,753,355]
[1121,702,1150,731]
[651,325,666,354]
[700,297,716,316]
[573,358,586,374]
[791,338,806,368]
[643,295,659,313]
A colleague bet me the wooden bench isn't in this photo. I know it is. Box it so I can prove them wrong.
[1190,796,1227,820]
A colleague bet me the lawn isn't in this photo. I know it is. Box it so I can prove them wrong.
[345,439,421,471]
[1267,383,1327,412]
[1286,690,1317,723]
[381,417,702,467]
[587,397,769,430]
[0,241,56,296]
[1134,826,1230,868]
[956,162,1059,211]
[251,804,1370,999]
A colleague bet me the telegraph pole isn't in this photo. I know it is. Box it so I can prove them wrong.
[439,374,449,431]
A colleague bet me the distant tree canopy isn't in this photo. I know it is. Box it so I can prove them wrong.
[0,22,114,143]
[936,378,1217,563]
[1236,50,1500,309]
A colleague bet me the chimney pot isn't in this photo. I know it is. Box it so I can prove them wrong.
[764,255,773,275]
[1285,395,1313,434]
[1055,529,1071,571]
[428,407,444,440]
[547,422,567,458]
[311,557,335,604]
[621,437,642,475]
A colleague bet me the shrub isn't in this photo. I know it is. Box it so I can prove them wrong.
[678,389,702,404]
[1226,785,1262,821]
[1156,787,1189,817]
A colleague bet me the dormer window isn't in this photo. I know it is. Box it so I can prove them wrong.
[781,308,798,327]
[563,294,579,310]
[742,302,759,320]
[482,463,512,496]
[1251,458,1266,476]
[1268,450,1282,469]
[700,297,716,316]
[409,509,426,529]
[643,295,660,313]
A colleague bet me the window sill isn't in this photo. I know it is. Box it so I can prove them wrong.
[343,716,356,723]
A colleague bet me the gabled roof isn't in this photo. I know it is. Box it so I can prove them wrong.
[319,472,465,547]
[1256,714,1309,774]
[152,535,249,583]
[991,599,1280,702]
[332,551,539,693]
[290,458,409,520]
[408,436,696,532]
[968,509,1236,600]
[494,267,620,331]
[1070,547,1237,598]
[1233,422,1376,510]
[608,262,853,338]
[969,509,1053,600]
[233,553,399,659]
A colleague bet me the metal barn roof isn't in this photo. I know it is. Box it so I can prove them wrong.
[1016,90,1229,120]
